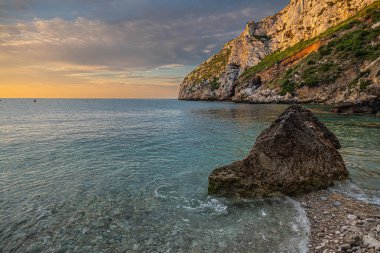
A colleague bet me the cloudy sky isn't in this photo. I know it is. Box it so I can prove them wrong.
[0,0,288,98]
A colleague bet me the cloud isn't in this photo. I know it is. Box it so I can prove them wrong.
[0,0,289,98]
[0,12,245,70]
[155,64,184,70]
[0,1,288,69]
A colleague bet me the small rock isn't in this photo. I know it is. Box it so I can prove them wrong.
[351,246,360,252]
[321,196,328,201]
[348,226,361,233]
[333,201,342,207]
[340,243,351,251]
[363,233,380,251]
[371,21,380,29]
[344,233,362,247]
[347,214,358,221]
[316,244,325,250]
[356,220,364,225]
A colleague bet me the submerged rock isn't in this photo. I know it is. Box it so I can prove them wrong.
[208,105,349,197]
[331,97,380,115]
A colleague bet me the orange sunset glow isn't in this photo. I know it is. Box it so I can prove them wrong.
[0,1,287,98]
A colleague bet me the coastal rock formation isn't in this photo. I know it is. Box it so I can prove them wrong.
[332,97,380,115]
[179,0,379,106]
[208,105,349,197]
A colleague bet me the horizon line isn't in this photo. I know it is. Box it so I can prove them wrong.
[0,97,179,100]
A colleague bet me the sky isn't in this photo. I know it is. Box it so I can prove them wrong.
[0,0,288,98]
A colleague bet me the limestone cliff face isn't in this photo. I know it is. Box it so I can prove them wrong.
[179,0,376,101]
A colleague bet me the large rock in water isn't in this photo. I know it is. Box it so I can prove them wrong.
[208,105,349,197]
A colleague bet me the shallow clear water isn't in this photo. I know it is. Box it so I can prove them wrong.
[0,99,378,252]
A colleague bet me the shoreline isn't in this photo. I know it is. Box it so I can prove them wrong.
[178,98,380,117]
[297,190,380,253]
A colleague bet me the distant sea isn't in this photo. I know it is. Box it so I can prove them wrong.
[0,99,379,252]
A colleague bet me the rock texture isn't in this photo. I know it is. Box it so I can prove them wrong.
[299,190,380,253]
[179,0,378,106]
[208,105,349,197]
[332,97,380,115]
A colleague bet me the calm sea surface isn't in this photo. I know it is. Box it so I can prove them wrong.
[0,99,379,252]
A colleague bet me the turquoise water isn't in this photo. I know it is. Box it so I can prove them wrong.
[0,99,379,252]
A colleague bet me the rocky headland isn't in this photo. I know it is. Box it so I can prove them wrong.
[179,0,380,115]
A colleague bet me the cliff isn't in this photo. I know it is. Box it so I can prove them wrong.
[178,0,379,109]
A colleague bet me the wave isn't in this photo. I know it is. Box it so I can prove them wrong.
[286,197,311,253]
[182,196,228,215]
[331,181,380,205]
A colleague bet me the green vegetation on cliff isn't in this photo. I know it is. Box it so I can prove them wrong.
[283,14,379,95]
[233,1,380,96]
[183,47,230,86]
[241,1,380,81]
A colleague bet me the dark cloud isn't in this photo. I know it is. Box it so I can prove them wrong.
[1,1,288,23]
[0,0,288,97]
[1,1,288,70]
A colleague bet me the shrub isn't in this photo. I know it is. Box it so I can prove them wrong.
[339,20,360,30]
[359,79,371,90]
[210,77,220,91]
[319,63,335,72]
[303,77,320,87]
[362,3,380,22]
[285,68,294,76]
[280,79,295,96]
[355,49,371,58]
[319,46,332,56]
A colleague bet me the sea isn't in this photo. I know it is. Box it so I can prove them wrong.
[0,99,379,252]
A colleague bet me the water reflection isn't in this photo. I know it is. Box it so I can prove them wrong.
[0,100,378,252]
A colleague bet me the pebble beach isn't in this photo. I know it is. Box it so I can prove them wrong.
[298,190,380,253]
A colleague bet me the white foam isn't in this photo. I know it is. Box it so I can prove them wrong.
[154,185,170,199]
[286,197,311,253]
[332,181,380,205]
[182,197,228,215]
